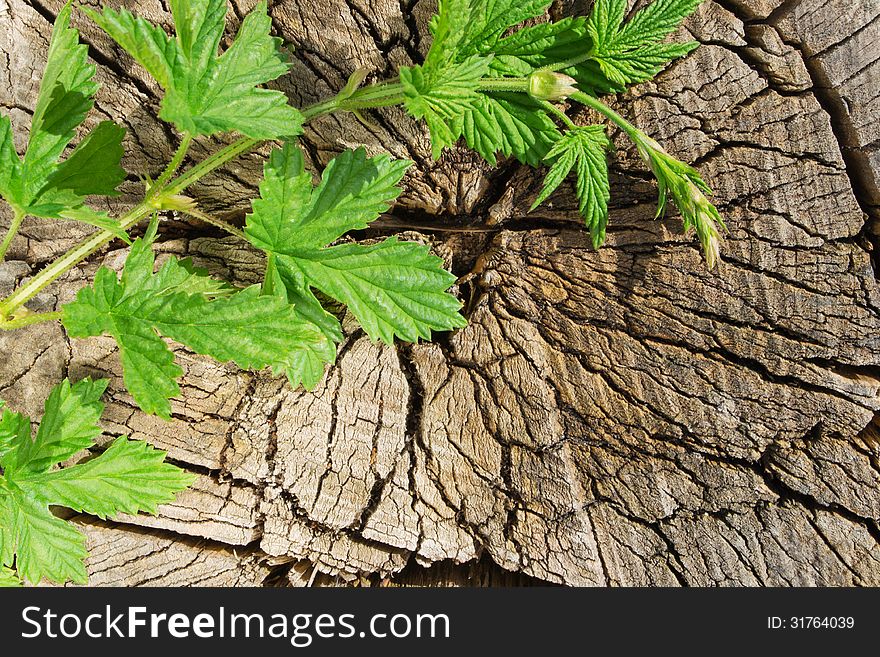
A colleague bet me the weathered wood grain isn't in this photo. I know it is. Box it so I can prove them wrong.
[2,0,879,586]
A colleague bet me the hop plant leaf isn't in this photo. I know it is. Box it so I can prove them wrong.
[459,0,558,54]
[0,3,128,238]
[458,6,587,165]
[0,379,193,585]
[401,0,704,166]
[62,235,329,418]
[0,566,21,587]
[400,0,492,158]
[246,144,467,350]
[481,17,589,77]
[581,0,701,92]
[401,55,492,159]
[86,0,303,139]
[531,126,612,249]
[459,93,561,167]
[402,0,564,165]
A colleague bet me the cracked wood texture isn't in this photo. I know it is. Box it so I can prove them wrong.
[2,0,880,586]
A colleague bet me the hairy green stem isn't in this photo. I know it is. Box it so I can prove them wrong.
[0,310,63,330]
[149,133,193,199]
[0,203,153,320]
[301,81,407,121]
[477,78,531,94]
[540,100,577,130]
[300,98,340,122]
[570,90,643,142]
[166,137,259,196]
[0,208,25,262]
[183,208,247,241]
[344,82,406,104]
[343,91,407,112]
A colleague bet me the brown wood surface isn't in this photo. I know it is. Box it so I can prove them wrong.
[1,0,879,586]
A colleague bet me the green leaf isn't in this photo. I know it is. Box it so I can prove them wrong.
[0,5,128,228]
[288,238,467,344]
[582,0,701,91]
[81,6,178,89]
[0,566,21,587]
[405,0,568,164]
[244,142,410,387]
[407,0,702,162]
[44,122,127,200]
[169,0,227,74]
[25,2,100,189]
[0,487,13,569]
[402,0,509,159]
[20,437,193,519]
[0,117,18,198]
[87,0,303,139]
[531,126,611,248]
[246,144,465,348]
[118,237,231,299]
[247,145,411,251]
[486,18,590,77]
[63,237,329,418]
[613,0,703,48]
[8,378,107,475]
[460,0,554,55]
[0,378,192,584]
[264,257,339,390]
[462,92,560,167]
[156,258,236,299]
[424,0,474,71]
[401,54,492,159]
[1,491,89,586]
[0,402,30,467]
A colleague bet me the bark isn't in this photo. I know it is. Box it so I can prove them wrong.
[2,0,879,586]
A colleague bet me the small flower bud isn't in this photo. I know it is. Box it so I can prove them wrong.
[527,71,578,101]
[695,213,721,270]
[686,181,722,269]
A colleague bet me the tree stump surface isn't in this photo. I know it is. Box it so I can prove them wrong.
[1,0,879,586]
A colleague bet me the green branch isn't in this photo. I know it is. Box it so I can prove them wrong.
[0,203,154,320]
[182,208,247,241]
[570,91,643,142]
[0,208,24,262]
[0,80,416,322]
[0,310,63,330]
[149,133,193,200]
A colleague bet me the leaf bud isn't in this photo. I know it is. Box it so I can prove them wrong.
[527,71,578,101]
